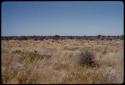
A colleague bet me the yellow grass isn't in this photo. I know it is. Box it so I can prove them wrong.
[1,39,124,84]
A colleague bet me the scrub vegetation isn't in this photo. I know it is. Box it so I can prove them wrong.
[1,38,124,84]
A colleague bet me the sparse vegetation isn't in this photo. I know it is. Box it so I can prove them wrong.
[13,50,51,62]
[1,39,124,84]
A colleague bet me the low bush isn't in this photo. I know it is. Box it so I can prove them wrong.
[80,49,96,67]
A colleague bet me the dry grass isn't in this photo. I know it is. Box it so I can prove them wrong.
[1,39,124,84]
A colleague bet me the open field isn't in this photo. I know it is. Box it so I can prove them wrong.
[1,39,124,84]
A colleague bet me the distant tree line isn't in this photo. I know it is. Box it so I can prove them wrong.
[1,35,124,40]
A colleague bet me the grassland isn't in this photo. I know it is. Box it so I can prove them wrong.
[1,39,124,84]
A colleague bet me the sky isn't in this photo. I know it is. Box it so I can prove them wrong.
[2,1,124,36]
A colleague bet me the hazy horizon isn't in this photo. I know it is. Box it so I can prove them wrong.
[2,1,124,36]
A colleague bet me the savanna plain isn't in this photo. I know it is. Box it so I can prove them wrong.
[1,39,124,84]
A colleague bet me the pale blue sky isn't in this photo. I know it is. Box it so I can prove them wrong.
[2,1,124,36]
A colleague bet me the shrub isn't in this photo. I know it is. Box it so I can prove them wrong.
[80,49,95,66]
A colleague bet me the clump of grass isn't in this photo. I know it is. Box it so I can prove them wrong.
[13,50,51,62]
[102,47,107,55]
[2,68,9,83]
[13,49,22,54]
[17,67,38,84]
[2,67,19,84]
[80,49,96,67]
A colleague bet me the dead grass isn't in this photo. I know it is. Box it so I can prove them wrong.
[1,39,124,84]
